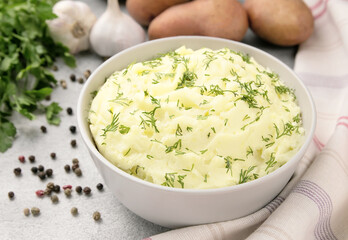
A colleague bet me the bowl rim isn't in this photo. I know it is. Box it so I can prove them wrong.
[77,36,316,194]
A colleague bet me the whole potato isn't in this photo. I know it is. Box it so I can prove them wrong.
[126,0,189,26]
[148,0,248,41]
[244,0,314,46]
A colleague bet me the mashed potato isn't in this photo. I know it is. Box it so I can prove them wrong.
[88,46,304,189]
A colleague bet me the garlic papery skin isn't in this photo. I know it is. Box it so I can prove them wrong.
[47,1,97,54]
[89,0,146,57]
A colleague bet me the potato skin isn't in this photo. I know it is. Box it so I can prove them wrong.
[244,0,314,46]
[126,0,189,26]
[148,0,248,41]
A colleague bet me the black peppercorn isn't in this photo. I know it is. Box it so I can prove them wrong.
[38,172,46,180]
[31,166,38,174]
[53,185,60,193]
[40,125,47,133]
[75,186,82,194]
[96,183,103,191]
[45,169,53,177]
[70,139,77,148]
[64,164,71,173]
[38,165,44,172]
[14,168,21,176]
[70,74,76,82]
[78,77,84,84]
[72,158,79,164]
[72,163,79,171]
[83,187,91,195]
[50,152,56,159]
[69,126,76,134]
[28,155,35,163]
[8,191,15,199]
[74,168,82,176]
[66,107,73,115]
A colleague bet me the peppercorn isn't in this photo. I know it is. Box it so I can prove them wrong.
[71,207,78,216]
[72,163,79,171]
[36,190,45,197]
[47,182,55,190]
[51,195,59,204]
[78,77,84,84]
[83,187,91,195]
[69,126,76,134]
[64,188,72,197]
[40,125,47,133]
[38,172,46,180]
[44,188,52,196]
[31,207,40,216]
[60,80,67,89]
[84,69,91,79]
[93,211,101,221]
[14,167,22,176]
[96,183,104,191]
[72,158,79,164]
[45,169,53,177]
[8,191,15,199]
[31,166,38,174]
[74,168,82,177]
[50,152,56,159]
[53,185,60,193]
[38,165,44,172]
[63,185,72,190]
[75,186,82,194]
[66,107,73,115]
[52,65,58,71]
[45,95,51,101]
[23,208,30,216]
[18,155,25,163]
[64,164,71,173]
[70,74,76,82]
[28,155,35,163]
[70,139,77,148]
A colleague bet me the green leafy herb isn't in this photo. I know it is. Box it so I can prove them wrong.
[200,149,208,154]
[183,164,195,172]
[176,71,197,89]
[161,172,177,187]
[265,152,277,172]
[109,92,132,106]
[119,125,130,134]
[124,148,131,156]
[224,156,233,176]
[0,0,76,152]
[45,102,62,125]
[186,126,193,132]
[101,112,120,137]
[239,166,256,184]
[175,124,183,136]
[246,146,253,157]
[177,175,186,188]
[165,139,182,153]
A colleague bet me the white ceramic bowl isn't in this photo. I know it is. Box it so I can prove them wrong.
[77,36,316,228]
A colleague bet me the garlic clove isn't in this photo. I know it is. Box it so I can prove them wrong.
[47,1,97,54]
[89,0,146,57]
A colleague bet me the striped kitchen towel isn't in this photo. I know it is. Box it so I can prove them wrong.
[146,0,348,239]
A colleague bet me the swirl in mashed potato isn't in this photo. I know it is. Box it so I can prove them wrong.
[88,46,304,189]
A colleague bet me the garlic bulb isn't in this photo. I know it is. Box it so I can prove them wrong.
[89,0,146,57]
[47,1,97,54]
